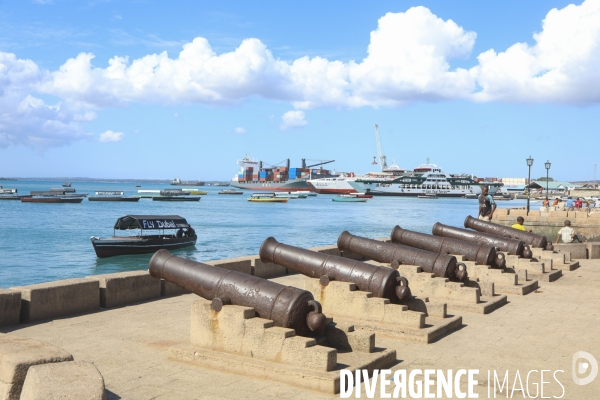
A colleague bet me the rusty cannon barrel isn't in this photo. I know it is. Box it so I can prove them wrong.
[149,249,327,337]
[432,222,532,258]
[259,237,411,303]
[464,215,553,250]
[391,225,506,268]
[336,231,468,282]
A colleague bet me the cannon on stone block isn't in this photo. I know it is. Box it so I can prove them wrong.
[149,249,327,336]
[391,225,506,268]
[432,222,532,258]
[336,231,468,282]
[463,215,553,251]
[259,237,411,303]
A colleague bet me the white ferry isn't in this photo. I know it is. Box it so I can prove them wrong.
[348,161,502,197]
[307,165,405,194]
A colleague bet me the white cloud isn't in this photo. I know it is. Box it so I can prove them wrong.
[471,0,600,104]
[98,130,123,142]
[234,127,246,133]
[279,111,307,131]
[174,112,182,121]
[33,0,54,4]
[2,2,600,151]
[0,51,92,151]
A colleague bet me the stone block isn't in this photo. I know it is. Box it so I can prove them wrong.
[528,210,541,217]
[575,212,589,219]
[160,280,190,297]
[554,243,588,259]
[495,209,508,216]
[20,361,106,400]
[587,243,600,259]
[0,335,73,400]
[590,212,600,219]
[188,299,338,371]
[10,279,99,323]
[575,218,589,226]
[86,271,160,308]
[205,256,252,275]
[547,217,567,225]
[496,214,507,221]
[505,215,518,222]
[549,211,568,218]
[0,290,21,328]
[309,245,342,257]
[253,257,287,279]
[509,209,527,217]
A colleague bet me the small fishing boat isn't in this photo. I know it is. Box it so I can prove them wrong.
[88,191,140,202]
[152,189,201,201]
[152,196,200,202]
[463,193,478,199]
[22,195,83,203]
[332,195,367,202]
[0,188,26,200]
[90,215,197,258]
[418,194,438,199]
[21,189,85,203]
[353,193,373,199]
[218,189,244,195]
[247,193,289,203]
[275,192,300,199]
[62,180,72,187]
[291,190,316,197]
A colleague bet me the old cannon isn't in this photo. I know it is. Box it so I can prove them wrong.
[391,225,506,268]
[336,231,468,282]
[464,215,553,250]
[432,222,532,258]
[259,237,411,303]
[149,249,327,337]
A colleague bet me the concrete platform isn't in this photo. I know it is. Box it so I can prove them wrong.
[2,260,600,399]
[299,276,462,344]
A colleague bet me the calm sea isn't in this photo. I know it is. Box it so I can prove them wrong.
[0,180,529,288]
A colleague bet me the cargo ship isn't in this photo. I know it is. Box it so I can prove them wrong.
[230,155,336,191]
[349,160,503,197]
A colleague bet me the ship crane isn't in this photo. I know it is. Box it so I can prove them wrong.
[302,159,335,169]
[374,123,387,172]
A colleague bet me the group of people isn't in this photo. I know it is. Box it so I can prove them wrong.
[544,197,598,211]
[478,185,585,244]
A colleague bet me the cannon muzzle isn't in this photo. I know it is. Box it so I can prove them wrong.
[149,249,327,336]
[337,231,468,282]
[260,237,411,303]
[464,215,550,250]
[391,225,506,269]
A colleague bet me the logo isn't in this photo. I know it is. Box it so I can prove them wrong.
[572,351,598,385]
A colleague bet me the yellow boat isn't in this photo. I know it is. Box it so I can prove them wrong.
[247,193,289,203]
[188,191,208,195]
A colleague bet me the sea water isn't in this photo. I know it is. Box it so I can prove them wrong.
[0,180,529,288]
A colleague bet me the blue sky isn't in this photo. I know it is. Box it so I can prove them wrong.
[0,0,598,181]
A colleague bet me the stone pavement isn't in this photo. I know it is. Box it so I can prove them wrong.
[2,260,600,399]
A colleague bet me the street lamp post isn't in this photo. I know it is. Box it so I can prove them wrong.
[526,156,534,215]
[545,160,551,206]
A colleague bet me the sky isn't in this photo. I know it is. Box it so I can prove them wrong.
[0,0,599,182]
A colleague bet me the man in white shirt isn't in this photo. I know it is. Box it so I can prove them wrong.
[555,220,584,243]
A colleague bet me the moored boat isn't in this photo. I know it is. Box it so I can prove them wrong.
[332,195,367,203]
[88,191,140,202]
[247,193,289,203]
[0,188,27,200]
[418,194,438,199]
[22,196,83,203]
[218,189,244,195]
[91,215,197,258]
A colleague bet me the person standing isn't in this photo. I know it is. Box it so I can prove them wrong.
[478,185,496,221]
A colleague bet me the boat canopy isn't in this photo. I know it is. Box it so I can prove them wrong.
[114,215,191,230]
